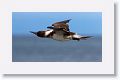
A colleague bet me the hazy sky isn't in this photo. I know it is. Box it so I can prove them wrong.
[12,12,102,35]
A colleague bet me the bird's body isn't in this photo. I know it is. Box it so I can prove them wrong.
[30,29,91,41]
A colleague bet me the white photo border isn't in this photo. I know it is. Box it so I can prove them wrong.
[0,0,114,74]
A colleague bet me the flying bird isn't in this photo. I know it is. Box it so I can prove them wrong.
[30,19,92,41]
[30,30,91,41]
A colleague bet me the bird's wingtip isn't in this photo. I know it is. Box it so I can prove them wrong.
[87,36,93,38]
[80,36,93,40]
[29,31,37,35]
[29,31,33,33]
[85,36,94,39]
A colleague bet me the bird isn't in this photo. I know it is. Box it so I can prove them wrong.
[30,19,92,41]
[47,19,71,32]
[30,29,92,41]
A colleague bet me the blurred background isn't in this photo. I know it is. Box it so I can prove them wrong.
[12,12,102,62]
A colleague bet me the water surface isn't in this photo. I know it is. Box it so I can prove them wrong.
[12,35,102,62]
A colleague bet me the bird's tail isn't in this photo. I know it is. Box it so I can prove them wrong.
[30,31,37,35]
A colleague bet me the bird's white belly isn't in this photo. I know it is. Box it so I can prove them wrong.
[52,34,69,41]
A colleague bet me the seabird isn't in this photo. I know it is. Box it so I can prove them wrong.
[30,29,92,41]
[30,19,92,41]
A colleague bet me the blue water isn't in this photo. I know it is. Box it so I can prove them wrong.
[12,35,102,62]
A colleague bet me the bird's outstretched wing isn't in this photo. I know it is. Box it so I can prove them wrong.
[47,19,71,31]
